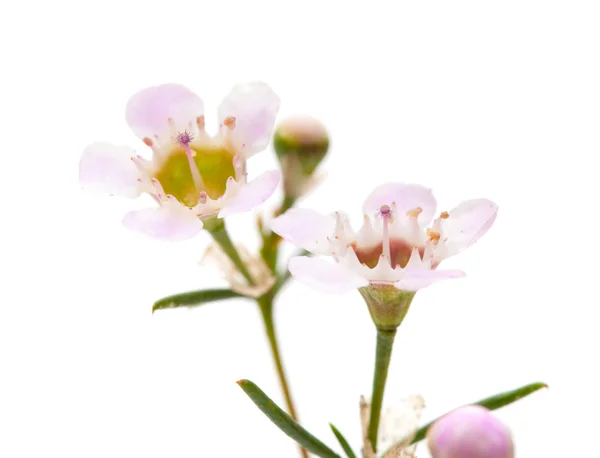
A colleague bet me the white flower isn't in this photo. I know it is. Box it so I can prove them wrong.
[271,183,498,293]
[79,82,281,240]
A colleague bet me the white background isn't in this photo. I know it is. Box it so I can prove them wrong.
[1,1,598,457]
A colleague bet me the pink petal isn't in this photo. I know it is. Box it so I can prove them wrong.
[441,199,498,257]
[218,170,280,217]
[218,82,280,157]
[288,256,368,293]
[79,142,141,198]
[122,206,203,241]
[395,268,465,291]
[270,208,336,254]
[125,84,204,140]
[363,183,437,225]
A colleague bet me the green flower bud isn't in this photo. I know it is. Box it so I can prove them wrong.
[274,116,330,199]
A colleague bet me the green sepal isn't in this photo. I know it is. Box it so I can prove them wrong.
[329,423,357,458]
[237,379,342,458]
[152,288,245,313]
[359,286,415,331]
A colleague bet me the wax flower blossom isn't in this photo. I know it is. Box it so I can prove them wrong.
[271,183,497,329]
[79,82,281,240]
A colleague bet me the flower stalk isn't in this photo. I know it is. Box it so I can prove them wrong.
[367,328,397,453]
[258,292,307,458]
[207,217,306,458]
[207,219,255,285]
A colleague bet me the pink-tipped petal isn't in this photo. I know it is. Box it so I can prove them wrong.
[427,405,514,458]
[122,206,203,241]
[442,199,498,257]
[218,170,280,217]
[395,268,465,291]
[363,183,437,225]
[125,84,204,140]
[289,256,369,293]
[270,208,336,254]
[218,82,280,157]
[79,142,142,198]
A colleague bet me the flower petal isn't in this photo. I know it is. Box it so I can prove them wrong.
[79,142,141,198]
[218,170,280,217]
[122,206,203,241]
[218,82,280,157]
[363,183,437,225]
[395,268,465,291]
[288,256,368,293]
[125,84,204,140]
[441,199,498,257]
[271,208,337,254]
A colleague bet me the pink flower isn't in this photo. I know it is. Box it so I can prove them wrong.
[79,83,281,240]
[271,183,497,293]
[427,405,514,458]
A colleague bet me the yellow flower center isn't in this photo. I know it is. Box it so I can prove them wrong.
[154,145,236,207]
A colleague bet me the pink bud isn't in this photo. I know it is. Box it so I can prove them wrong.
[427,405,514,458]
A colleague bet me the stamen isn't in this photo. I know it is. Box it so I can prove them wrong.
[333,211,346,235]
[232,155,247,182]
[380,205,392,265]
[198,191,208,205]
[150,178,167,202]
[426,228,441,244]
[440,211,449,219]
[223,116,236,129]
[196,115,205,131]
[143,137,162,161]
[406,207,423,218]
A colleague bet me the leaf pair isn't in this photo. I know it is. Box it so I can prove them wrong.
[237,379,547,458]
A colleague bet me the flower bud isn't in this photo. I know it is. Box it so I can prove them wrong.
[274,115,330,199]
[427,405,514,458]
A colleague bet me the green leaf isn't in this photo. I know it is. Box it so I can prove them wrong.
[409,381,548,445]
[152,288,245,313]
[237,379,342,458]
[329,423,357,458]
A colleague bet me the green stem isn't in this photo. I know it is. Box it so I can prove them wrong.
[367,328,397,452]
[280,195,296,214]
[257,294,307,458]
[209,221,254,285]
[260,195,297,272]
[207,217,303,458]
